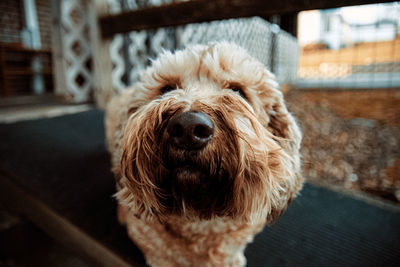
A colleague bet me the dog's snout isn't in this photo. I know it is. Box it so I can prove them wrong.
[167,111,214,150]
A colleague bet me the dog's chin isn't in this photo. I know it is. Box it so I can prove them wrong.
[159,160,232,219]
[172,164,205,183]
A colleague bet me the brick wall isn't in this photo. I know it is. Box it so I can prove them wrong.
[0,0,52,50]
[36,0,52,50]
[0,0,23,44]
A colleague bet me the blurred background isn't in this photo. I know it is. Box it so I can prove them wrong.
[1,0,398,204]
[293,3,400,204]
[0,0,399,265]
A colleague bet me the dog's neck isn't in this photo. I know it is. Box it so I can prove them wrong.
[161,215,264,241]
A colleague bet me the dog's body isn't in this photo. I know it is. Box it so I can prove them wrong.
[105,42,303,266]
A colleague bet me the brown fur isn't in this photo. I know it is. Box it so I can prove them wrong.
[105,42,303,266]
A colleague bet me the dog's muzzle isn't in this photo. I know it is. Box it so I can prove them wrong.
[167,111,214,150]
[158,110,233,218]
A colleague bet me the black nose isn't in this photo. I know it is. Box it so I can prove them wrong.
[167,111,214,150]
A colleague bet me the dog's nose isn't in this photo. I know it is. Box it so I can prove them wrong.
[167,111,214,150]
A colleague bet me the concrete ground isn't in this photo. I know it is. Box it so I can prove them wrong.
[0,206,92,267]
[0,95,94,267]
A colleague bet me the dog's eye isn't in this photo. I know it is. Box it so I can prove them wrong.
[160,85,176,94]
[229,85,246,99]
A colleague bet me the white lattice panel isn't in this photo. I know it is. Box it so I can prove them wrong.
[106,0,176,93]
[127,30,148,85]
[109,34,126,92]
[60,0,93,103]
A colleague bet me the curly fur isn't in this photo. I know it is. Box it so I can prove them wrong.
[105,42,303,266]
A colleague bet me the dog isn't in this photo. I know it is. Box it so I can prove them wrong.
[105,42,303,267]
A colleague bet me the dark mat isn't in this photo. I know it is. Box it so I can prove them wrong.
[0,110,399,267]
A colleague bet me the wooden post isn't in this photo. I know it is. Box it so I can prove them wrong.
[88,0,113,109]
[50,0,68,100]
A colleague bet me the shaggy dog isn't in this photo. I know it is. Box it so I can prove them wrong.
[105,42,303,267]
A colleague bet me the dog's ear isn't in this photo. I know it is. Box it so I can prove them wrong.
[256,70,302,157]
[257,70,303,225]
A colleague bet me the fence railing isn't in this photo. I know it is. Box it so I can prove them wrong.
[99,0,395,37]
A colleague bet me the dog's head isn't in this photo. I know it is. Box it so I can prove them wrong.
[116,42,303,224]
